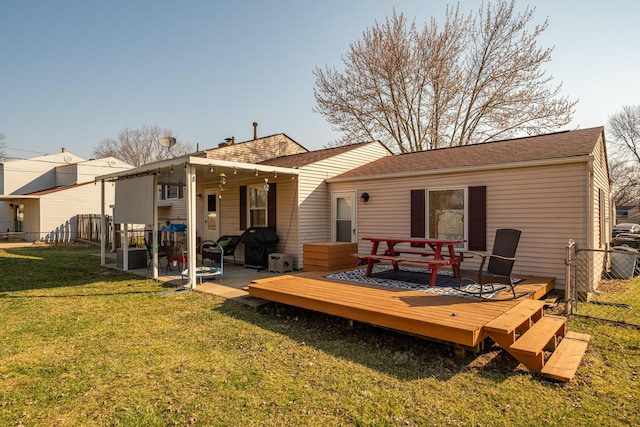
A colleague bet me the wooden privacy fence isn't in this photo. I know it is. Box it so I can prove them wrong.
[77,214,110,245]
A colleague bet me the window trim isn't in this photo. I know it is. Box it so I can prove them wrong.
[426,186,468,249]
[164,185,180,200]
[247,183,268,228]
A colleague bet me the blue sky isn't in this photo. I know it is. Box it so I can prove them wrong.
[1,0,639,160]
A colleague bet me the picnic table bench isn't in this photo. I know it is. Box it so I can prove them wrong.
[353,237,466,287]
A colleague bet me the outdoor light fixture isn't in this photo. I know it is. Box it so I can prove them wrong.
[209,165,214,173]
[360,192,370,202]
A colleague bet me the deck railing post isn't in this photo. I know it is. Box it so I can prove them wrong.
[564,239,575,316]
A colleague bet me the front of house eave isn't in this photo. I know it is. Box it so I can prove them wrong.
[326,154,595,184]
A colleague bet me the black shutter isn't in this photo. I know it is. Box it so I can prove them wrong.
[161,185,166,200]
[268,183,277,229]
[410,189,426,247]
[178,185,184,199]
[239,186,247,230]
[468,186,486,251]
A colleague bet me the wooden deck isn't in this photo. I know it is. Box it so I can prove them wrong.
[245,270,555,349]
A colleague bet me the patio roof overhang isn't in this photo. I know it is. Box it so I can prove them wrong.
[96,155,299,186]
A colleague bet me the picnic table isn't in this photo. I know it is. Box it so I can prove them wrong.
[353,237,465,286]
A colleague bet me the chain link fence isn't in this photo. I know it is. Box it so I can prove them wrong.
[566,241,640,327]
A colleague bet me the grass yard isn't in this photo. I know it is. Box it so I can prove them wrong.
[1,244,639,426]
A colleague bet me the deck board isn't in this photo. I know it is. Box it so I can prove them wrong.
[246,271,554,348]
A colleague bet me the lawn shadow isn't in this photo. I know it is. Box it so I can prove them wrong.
[0,245,153,293]
[214,299,524,383]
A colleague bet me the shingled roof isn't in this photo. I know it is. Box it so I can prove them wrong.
[259,141,389,168]
[332,127,604,180]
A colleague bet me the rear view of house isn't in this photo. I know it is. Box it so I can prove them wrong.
[327,127,611,290]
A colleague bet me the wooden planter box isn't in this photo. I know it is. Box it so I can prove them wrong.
[303,242,358,272]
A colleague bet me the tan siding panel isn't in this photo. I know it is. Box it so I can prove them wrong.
[329,163,590,288]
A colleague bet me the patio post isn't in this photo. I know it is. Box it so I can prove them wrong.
[100,179,106,266]
[186,163,197,289]
[151,173,159,279]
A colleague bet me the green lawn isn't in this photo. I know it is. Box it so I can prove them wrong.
[1,244,639,426]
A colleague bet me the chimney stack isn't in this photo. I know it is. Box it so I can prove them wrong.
[253,122,258,140]
[61,147,66,153]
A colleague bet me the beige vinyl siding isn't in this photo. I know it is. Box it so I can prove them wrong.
[37,182,117,242]
[297,143,391,268]
[20,199,41,240]
[195,176,299,267]
[329,162,590,288]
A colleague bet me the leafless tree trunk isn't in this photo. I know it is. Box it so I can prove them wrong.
[0,133,7,161]
[93,125,193,167]
[314,1,576,153]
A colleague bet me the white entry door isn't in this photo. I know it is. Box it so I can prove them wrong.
[331,191,357,242]
[204,189,220,242]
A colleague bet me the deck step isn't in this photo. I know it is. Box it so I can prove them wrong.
[484,299,545,335]
[510,315,566,356]
[541,331,591,382]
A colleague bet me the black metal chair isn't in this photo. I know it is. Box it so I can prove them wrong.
[143,237,168,272]
[458,229,523,299]
[200,236,241,266]
[218,235,241,265]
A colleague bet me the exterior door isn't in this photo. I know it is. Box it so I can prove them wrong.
[332,191,356,242]
[204,190,219,242]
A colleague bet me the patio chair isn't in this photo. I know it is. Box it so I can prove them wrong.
[200,235,241,266]
[144,237,168,272]
[217,235,241,265]
[458,228,523,299]
[200,240,222,266]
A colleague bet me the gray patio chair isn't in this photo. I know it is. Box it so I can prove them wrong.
[457,228,523,299]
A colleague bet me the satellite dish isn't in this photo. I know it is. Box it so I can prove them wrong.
[108,159,117,167]
[159,137,176,149]
[63,155,73,163]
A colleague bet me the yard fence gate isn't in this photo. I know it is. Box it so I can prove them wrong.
[76,214,111,246]
[565,240,639,327]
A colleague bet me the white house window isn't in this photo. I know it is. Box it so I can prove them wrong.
[165,185,179,199]
[427,188,466,244]
[248,184,268,227]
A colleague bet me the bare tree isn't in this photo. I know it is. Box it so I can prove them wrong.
[314,1,576,152]
[608,105,640,206]
[93,125,193,167]
[0,133,7,161]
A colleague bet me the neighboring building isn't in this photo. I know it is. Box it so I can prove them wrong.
[616,205,640,225]
[0,151,133,241]
[327,126,611,289]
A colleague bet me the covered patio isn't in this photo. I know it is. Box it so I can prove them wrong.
[97,154,299,289]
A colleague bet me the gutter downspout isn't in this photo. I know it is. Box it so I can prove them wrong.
[587,158,595,250]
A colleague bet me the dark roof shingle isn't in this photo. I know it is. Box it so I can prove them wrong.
[334,127,604,179]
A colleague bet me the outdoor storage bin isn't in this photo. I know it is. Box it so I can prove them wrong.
[240,227,279,269]
[610,246,640,279]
